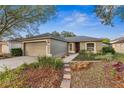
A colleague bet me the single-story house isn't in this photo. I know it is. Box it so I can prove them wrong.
[1,33,103,57]
[111,37,124,53]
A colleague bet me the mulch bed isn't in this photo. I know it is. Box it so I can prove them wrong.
[18,68,63,88]
[0,68,63,88]
[70,62,112,88]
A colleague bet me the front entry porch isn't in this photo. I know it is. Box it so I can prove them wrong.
[68,42,96,54]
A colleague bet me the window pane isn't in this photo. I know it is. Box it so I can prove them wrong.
[87,43,94,51]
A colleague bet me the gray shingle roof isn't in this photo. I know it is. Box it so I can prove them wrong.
[10,33,66,42]
[10,33,103,42]
[111,36,124,43]
[65,36,102,42]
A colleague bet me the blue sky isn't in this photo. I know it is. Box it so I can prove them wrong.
[38,5,124,40]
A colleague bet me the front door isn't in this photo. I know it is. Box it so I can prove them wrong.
[75,42,80,53]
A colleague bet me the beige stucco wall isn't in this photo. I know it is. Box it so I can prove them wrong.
[68,42,76,53]
[80,41,103,53]
[112,43,124,53]
[50,39,67,57]
[80,42,85,50]
[2,44,10,54]
[68,41,103,53]
[95,42,103,53]
[0,42,10,54]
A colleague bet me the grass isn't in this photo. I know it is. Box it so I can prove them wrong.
[113,53,124,62]
[0,56,64,88]
[73,53,99,61]
[74,52,124,62]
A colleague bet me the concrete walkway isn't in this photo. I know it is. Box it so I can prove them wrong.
[0,54,78,71]
[63,53,78,63]
[0,56,37,71]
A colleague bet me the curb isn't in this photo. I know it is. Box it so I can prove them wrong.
[60,63,71,88]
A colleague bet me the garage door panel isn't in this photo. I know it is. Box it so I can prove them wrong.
[25,42,46,56]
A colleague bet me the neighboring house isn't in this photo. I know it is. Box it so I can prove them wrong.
[0,41,10,55]
[111,37,124,53]
[7,33,103,57]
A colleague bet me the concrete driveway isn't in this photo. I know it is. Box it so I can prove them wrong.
[0,56,37,71]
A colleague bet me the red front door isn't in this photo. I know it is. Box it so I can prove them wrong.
[75,42,80,53]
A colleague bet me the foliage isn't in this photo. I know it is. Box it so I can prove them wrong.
[95,5,124,26]
[51,31,76,37]
[74,50,98,61]
[11,48,22,56]
[0,56,63,87]
[104,61,124,87]
[0,5,56,38]
[79,50,87,55]
[102,46,115,54]
[113,53,124,62]
[76,50,115,61]
[0,66,24,87]
[37,56,63,69]
[61,31,76,37]
[95,53,114,61]
[51,31,60,37]
[102,38,110,44]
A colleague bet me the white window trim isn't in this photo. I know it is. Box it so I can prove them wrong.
[85,42,96,53]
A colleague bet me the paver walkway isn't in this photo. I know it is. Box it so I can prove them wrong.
[61,53,78,88]
[0,56,37,71]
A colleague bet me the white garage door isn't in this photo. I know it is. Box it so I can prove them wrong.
[24,41,47,56]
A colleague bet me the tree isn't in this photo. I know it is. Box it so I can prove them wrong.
[0,5,56,38]
[51,31,60,36]
[95,5,124,26]
[61,31,76,37]
[102,38,110,44]
[51,31,76,37]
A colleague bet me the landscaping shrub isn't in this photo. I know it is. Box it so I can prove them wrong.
[95,53,114,61]
[0,66,21,87]
[79,50,87,55]
[11,48,22,56]
[37,56,63,69]
[74,52,97,61]
[0,56,63,88]
[102,46,115,54]
[113,53,124,62]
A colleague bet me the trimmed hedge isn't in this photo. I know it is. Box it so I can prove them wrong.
[11,48,22,56]
[102,46,115,54]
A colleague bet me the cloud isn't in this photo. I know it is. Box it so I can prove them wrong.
[58,11,100,29]
[61,11,87,27]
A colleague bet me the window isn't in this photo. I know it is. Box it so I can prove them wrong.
[86,43,94,51]
[69,43,73,51]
